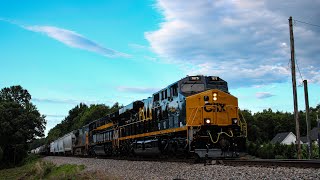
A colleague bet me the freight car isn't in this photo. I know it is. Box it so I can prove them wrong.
[32,144,48,155]
[32,75,247,159]
[48,132,76,155]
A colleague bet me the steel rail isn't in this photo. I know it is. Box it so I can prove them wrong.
[218,159,320,168]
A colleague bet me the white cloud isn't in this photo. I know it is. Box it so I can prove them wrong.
[117,86,160,94]
[256,92,275,99]
[0,18,129,58]
[32,97,114,105]
[45,114,65,118]
[146,0,320,88]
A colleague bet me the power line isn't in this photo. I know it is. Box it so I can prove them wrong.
[296,60,304,87]
[294,19,320,28]
[294,51,304,87]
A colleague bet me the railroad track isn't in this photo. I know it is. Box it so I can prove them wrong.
[47,155,320,168]
[216,159,320,168]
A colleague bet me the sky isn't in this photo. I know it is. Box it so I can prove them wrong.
[0,0,319,135]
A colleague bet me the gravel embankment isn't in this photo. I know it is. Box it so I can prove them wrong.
[43,156,320,180]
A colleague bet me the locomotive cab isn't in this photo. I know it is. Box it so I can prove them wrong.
[183,76,247,158]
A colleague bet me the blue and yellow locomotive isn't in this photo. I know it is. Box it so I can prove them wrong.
[35,75,247,159]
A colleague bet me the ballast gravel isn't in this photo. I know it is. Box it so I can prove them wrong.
[43,156,320,180]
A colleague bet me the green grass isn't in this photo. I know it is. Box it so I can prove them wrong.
[0,155,89,180]
[45,163,85,179]
[0,154,40,180]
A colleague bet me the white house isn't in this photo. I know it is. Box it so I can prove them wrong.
[271,132,302,145]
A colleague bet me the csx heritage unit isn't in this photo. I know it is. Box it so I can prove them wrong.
[32,76,247,158]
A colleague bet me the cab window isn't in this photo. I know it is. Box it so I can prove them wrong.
[153,93,159,101]
[170,84,178,97]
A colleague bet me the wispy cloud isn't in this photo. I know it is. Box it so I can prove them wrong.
[32,97,114,105]
[0,18,129,58]
[117,86,160,94]
[45,114,66,118]
[256,92,275,99]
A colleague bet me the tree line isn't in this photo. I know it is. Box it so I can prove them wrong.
[44,102,121,145]
[242,106,320,143]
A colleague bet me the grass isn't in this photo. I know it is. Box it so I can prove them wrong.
[0,154,40,180]
[0,155,95,180]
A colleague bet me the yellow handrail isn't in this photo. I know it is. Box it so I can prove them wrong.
[207,130,233,144]
[239,108,248,137]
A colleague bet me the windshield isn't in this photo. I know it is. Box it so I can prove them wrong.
[206,81,228,93]
[181,83,205,93]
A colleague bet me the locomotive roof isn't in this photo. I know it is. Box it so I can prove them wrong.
[152,75,225,96]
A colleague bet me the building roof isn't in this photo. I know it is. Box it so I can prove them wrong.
[300,136,308,143]
[271,132,294,144]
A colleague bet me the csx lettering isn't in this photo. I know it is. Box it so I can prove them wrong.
[204,103,226,112]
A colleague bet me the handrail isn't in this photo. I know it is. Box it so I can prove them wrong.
[238,108,248,137]
[207,130,233,144]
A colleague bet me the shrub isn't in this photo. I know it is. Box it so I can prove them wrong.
[246,141,258,156]
[284,143,296,159]
[312,142,319,159]
[275,155,286,159]
[20,154,39,166]
[257,143,275,159]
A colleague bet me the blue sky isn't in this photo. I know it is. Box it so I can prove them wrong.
[0,0,319,135]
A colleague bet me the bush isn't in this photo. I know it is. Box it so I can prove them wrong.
[247,141,259,156]
[20,154,39,166]
[275,155,286,159]
[312,142,319,159]
[274,142,284,156]
[246,141,305,159]
[257,143,275,159]
[284,143,296,159]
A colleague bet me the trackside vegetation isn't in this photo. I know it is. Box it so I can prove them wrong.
[242,107,320,159]
[247,141,320,159]
[0,154,102,180]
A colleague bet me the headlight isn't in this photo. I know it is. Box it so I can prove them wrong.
[213,93,218,101]
[205,118,211,124]
[233,119,238,124]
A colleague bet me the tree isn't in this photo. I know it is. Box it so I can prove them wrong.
[0,85,46,166]
[74,104,109,129]
[0,85,31,107]
[46,102,122,144]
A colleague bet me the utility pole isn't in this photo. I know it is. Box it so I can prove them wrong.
[289,16,301,159]
[303,80,311,159]
[317,114,320,158]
